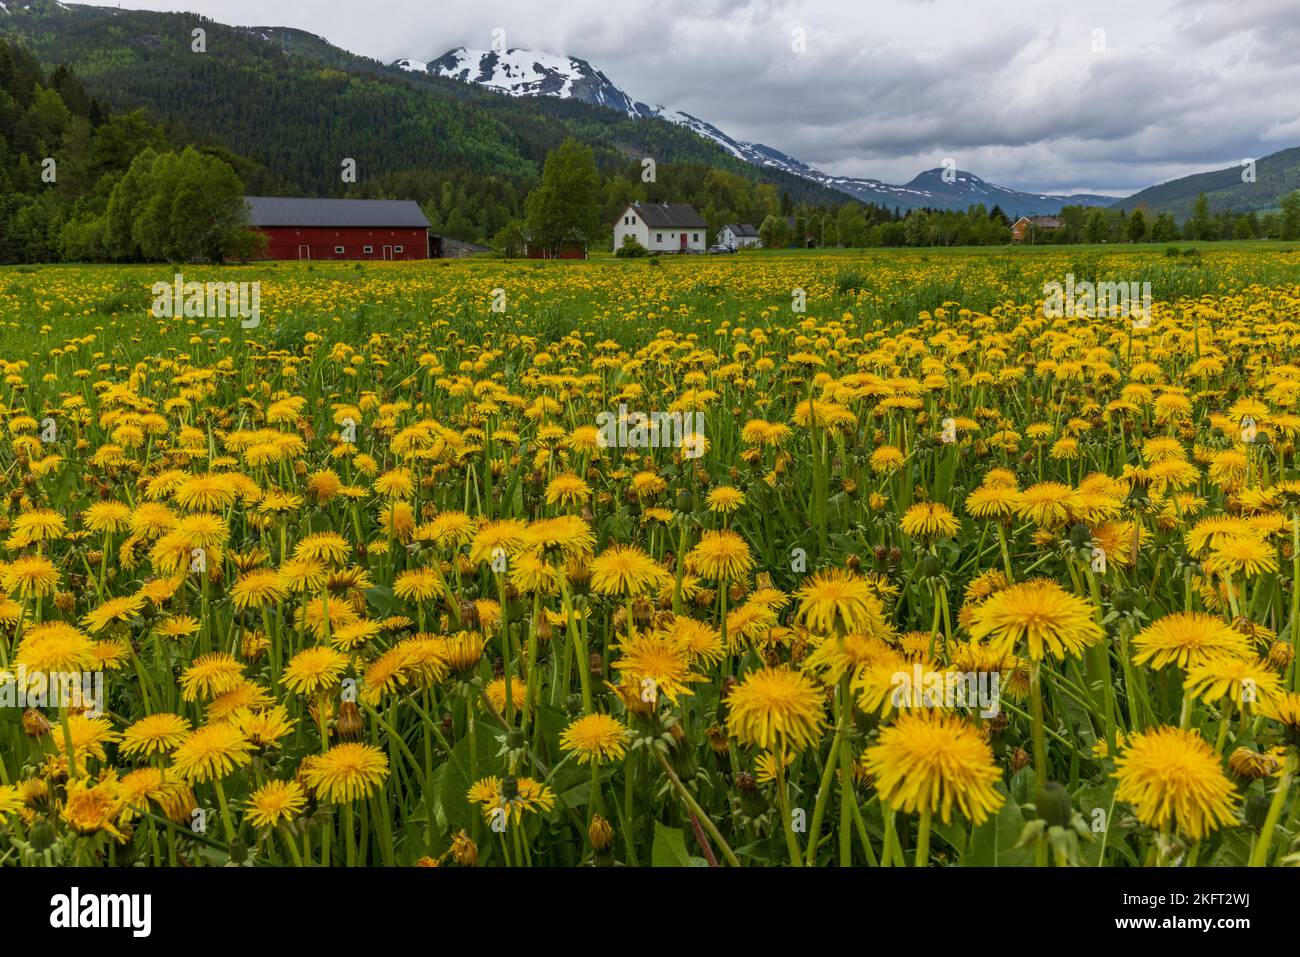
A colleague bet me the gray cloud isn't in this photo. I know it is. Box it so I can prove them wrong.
[80,0,1300,196]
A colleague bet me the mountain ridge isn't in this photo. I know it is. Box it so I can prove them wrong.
[402,45,1118,217]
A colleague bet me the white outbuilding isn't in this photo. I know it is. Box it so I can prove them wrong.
[717,223,761,250]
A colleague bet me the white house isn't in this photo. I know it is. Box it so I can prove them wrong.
[718,223,761,250]
[613,202,707,253]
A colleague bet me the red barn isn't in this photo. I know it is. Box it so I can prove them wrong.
[245,196,437,260]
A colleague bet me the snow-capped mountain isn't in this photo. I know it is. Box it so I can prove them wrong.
[397,47,1113,215]
[417,48,655,119]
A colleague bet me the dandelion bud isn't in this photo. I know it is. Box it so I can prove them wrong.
[567,558,591,590]
[53,590,76,614]
[241,630,269,662]
[888,547,902,564]
[441,712,454,737]
[1245,793,1272,831]
[22,708,51,738]
[29,820,57,852]
[336,701,364,741]
[1035,781,1073,829]
[735,771,766,816]
[632,595,654,625]
[160,784,198,824]
[1228,746,1278,781]
[1267,641,1294,671]
[705,725,729,754]
[588,814,614,852]
[917,554,943,580]
[1010,747,1030,773]
[451,830,479,866]
[587,651,603,676]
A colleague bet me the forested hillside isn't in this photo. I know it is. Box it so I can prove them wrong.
[0,1,856,247]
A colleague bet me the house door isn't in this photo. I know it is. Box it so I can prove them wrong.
[382,245,393,260]
[297,245,310,260]
[679,232,687,252]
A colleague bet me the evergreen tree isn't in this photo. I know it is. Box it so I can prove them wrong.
[1126,209,1147,242]
[524,138,602,255]
[1281,190,1300,241]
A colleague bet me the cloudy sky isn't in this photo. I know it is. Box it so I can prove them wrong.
[82,0,1299,196]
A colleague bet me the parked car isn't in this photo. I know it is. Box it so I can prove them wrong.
[707,244,734,254]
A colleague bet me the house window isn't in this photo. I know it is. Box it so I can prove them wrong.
[395,245,404,253]
[693,233,699,242]
[656,233,662,242]
[363,245,373,253]
[334,246,345,254]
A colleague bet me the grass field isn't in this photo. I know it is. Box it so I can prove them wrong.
[3,244,1300,867]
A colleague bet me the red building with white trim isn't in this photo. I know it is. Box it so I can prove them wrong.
[245,196,439,260]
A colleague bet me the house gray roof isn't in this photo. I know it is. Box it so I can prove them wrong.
[626,203,707,229]
[725,223,759,237]
[245,196,431,229]
[1021,215,1063,228]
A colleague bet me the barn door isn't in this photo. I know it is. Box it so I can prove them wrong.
[679,232,687,252]
[382,245,393,260]
[298,245,310,260]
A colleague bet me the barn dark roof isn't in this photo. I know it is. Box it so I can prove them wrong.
[627,203,707,228]
[725,223,759,237]
[245,196,430,229]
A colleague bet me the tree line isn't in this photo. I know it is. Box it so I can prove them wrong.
[500,139,1300,257]
[0,39,259,263]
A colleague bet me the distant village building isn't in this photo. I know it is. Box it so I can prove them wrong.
[1011,215,1064,243]
[245,196,436,260]
[717,223,761,250]
[614,202,707,253]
